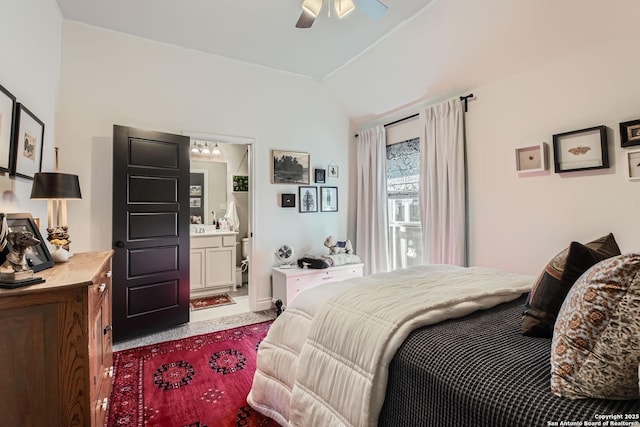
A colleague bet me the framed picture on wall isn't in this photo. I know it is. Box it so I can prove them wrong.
[620,118,640,147]
[314,168,326,183]
[515,142,547,174]
[327,163,339,178]
[552,125,608,173]
[189,185,202,196]
[298,186,317,213]
[11,103,44,180]
[0,83,17,173]
[272,150,309,184]
[320,186,338,212]
[281,193,295,208]
[627,149,640,181]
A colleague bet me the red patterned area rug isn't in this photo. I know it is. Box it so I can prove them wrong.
[106,321,278,427]
[190,294,236,311]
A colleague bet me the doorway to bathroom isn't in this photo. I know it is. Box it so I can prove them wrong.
[187,131,255,317]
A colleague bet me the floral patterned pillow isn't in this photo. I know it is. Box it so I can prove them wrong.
[550,253,640,399]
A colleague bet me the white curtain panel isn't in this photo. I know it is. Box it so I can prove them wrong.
[356,125,390,274]
[419,98,467,266]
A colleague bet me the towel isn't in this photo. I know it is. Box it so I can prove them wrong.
[224,201,240,232]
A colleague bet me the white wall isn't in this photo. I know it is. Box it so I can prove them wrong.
[465,38,640,275]
[57,22,350,309]
[331,0,640,276]
[0,0,62,231]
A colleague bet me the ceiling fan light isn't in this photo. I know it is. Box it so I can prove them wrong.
[335,0,355,18]
[302,0,323,18]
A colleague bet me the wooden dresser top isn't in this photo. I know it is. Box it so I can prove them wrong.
[0,250,114,297]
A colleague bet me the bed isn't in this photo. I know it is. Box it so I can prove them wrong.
[247,263,640,427]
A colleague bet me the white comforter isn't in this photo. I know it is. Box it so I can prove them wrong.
[247,264,534,427]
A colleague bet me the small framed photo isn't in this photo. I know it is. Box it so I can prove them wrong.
[0,83,17,173]
[272,150,310,184]
[620,119,640,147]
[298,186,317,213]
[314,168,326,183]
[189,185,202,196]
[233,175,248,192]
[0,212,54,273]
[515,142,547,174]
[320,186,338,212]
[11,103,44,180]
[626,149,640,181]
[190,197,201,208]
[281,193,295,208]
[552,125,608,173]
[327,163,339,178]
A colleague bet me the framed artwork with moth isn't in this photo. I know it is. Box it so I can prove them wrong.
[552,125,608,173]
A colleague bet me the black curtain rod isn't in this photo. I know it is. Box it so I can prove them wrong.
[355,93,474,138]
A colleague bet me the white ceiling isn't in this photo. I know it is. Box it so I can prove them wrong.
[55,0,434,80]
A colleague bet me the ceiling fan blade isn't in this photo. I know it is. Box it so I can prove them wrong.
[295,11,316,28]
[353,0,388,20]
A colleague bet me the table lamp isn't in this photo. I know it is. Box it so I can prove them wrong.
[30,148,82,253]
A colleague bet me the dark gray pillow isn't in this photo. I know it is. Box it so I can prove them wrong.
[521,233,621,338]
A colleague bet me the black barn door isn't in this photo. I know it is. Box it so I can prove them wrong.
[112,125,190,342]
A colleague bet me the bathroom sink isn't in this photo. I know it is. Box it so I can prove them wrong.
[190,226,237,236]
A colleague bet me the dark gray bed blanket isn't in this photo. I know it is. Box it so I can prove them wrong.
[379,295,640,427]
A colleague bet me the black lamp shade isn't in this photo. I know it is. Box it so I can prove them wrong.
[30,172,82,199]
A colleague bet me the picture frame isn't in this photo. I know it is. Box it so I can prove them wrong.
[327,163,339,178]
[189,197,201,208]
[515,142,548,174]
[0,83,17,173]
[320,186,338,212]
[626,149,640,181]
[11,103,44,180]
[298,186,317,213]
[189,185,202,196]
[619,119,640,147]
[314,168,326,184]
[281,193,296,208]
[272,150,309,184]
[552,125,608,173]
[233,175,249,192]
[0,212,54,273]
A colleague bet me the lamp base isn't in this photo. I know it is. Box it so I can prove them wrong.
[47,225,71,252]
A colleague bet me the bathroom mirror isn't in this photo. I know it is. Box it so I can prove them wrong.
[190,160,227,226]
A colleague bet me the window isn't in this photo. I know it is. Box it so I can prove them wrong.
[386,138,423,270]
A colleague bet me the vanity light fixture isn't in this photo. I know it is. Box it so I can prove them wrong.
[212,143,222,156]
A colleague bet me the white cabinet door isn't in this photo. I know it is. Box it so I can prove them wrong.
[205,248,234,288]
[190,249,206,290]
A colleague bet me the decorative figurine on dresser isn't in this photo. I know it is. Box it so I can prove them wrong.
[0,215,45,288]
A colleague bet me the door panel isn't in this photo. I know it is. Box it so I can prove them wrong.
[112,125,190,342]
[127,280,179,316]
[128,176,178,203]
[128,246,178,277]
[128,213,178,240]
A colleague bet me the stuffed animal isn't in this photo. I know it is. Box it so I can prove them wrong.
[324,236,353,255]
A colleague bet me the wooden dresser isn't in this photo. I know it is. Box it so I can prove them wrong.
[0,251,114,427]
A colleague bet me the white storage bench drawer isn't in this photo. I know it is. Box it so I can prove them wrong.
[271,263,364,313]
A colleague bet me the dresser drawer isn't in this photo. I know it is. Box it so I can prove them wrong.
[272,263,364,310]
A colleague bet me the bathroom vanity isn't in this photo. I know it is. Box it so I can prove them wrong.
[190,226,238,296]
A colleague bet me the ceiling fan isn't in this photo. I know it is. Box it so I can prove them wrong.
[296,0,388,28]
